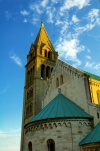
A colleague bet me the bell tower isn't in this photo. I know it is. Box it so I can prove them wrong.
[20,22,58,151]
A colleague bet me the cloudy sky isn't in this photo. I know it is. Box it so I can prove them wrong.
[0,0,100,151]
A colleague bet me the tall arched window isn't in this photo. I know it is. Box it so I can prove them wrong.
[47,139,55,151]
[28,142,32,151]
[41,64,45,80]
[48,51,51,59]
[97,90,100,104]
[97,112,99,119]
[56,78,59,88]
[45,50,47,57]
[60,75,63,85]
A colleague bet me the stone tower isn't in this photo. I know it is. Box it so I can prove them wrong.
[20,22,58,151]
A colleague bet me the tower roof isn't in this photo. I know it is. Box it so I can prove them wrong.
[34,22,55,51]
[79,122,100,145]
[26,94,93,125]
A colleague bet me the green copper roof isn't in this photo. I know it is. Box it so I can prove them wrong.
[79,122,100,145]
[83,71,100,81]
[27,94,92,124]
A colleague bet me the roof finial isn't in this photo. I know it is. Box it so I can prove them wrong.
[41,18,44,27]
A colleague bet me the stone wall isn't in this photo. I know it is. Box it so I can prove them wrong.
[42,59,90,113]
[25,119,92,151]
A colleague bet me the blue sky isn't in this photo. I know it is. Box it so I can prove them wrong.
[0,0,100,151]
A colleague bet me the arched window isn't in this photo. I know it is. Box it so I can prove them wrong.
[97,112,99,119]
[47,139,55,151]
[48,51,51,59]
[45,50,47,57]
[46,66,51,80]
[60,75,63,85]
[97,90,100,104]
[28,142,32,151]
[56,78,59,88]
[41,64,45,80]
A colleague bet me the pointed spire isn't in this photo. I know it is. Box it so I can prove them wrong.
[33,22,55,52]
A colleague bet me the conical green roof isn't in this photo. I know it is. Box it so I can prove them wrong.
[27,94,92,125]
[79,122,100,145]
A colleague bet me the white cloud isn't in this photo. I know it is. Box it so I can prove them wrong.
[74,8,100,36]
[51,0,59,3]
[56,38,85,66]
[23,19,27,23]
[87,9,99,22]
[72,15,80,23]
[31,17,39,24]
[55,19,63,25]
[10,53,22,67]
[5,11,12,20]
[60,0,90,12]
[86,55,91,59]
[60,20,69,34]
[29,3,42,14]
[41,0,48,7]
[20,10,29,15]
[0,128,20,151]
[85,61,95,68]
[85,62,100,70]
[94,63,100,70]
[46,6,56,23]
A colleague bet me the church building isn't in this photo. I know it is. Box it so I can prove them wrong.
[20,23,100,151]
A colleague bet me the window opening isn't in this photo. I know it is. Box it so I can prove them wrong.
[47,139,55,151]
[97,112,99,119]
[48,51,51,59]
[45,50,47,57]
[41,64,45,80]
[28,142,32,151]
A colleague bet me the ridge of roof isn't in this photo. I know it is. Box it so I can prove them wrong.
[79,122,100,145]
[25,94,93,126]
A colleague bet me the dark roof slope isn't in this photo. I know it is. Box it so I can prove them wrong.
[79,122,100,145]
[27,94,93,125]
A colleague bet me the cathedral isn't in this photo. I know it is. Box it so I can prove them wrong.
[20,22,100,151]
